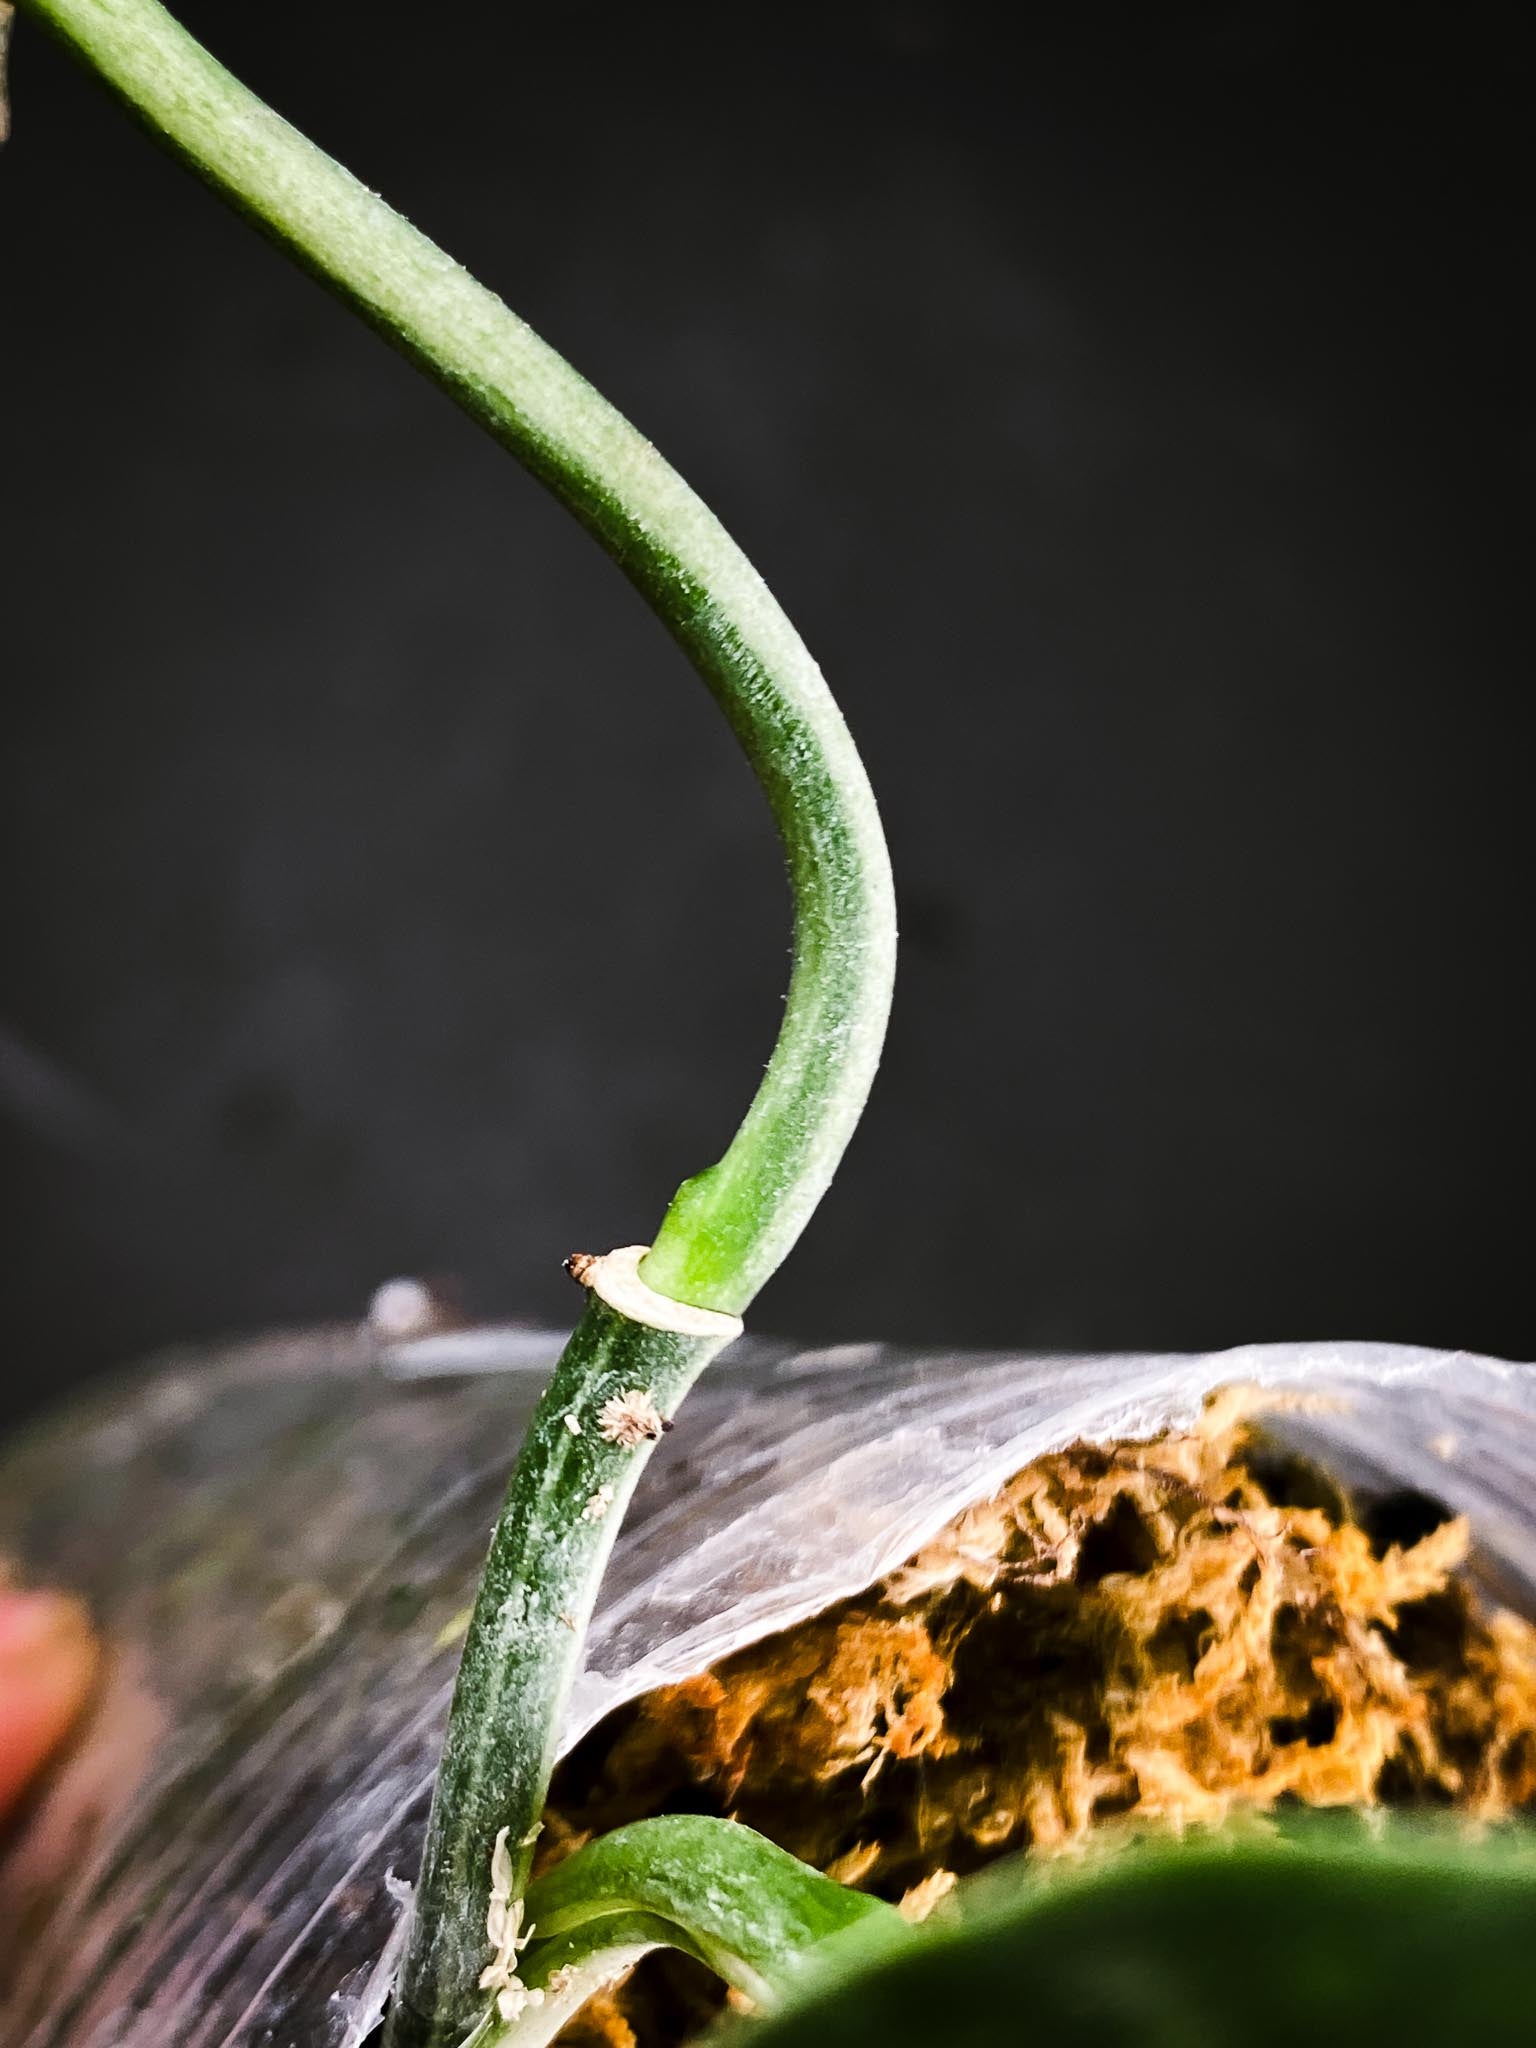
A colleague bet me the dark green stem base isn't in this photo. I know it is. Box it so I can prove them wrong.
[389,1300,726,2048]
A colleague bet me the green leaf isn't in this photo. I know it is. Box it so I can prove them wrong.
[732,1819,1536,2047]
[462,1815,897,2046]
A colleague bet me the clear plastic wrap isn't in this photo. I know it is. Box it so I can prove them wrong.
[1,1329,1532,2047]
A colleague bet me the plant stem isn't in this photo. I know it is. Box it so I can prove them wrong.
[402,1300,730,2046]
[18,4,897,2042]
[20,0,894,1319]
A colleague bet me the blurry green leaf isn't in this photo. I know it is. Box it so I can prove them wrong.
[732,1819,1536,2047]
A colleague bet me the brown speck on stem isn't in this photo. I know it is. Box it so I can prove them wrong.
[563,1252,598,1285]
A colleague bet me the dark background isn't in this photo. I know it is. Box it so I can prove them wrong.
[1,4,1529,1432]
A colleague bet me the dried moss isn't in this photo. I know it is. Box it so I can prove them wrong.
[543,1400,1536,2044]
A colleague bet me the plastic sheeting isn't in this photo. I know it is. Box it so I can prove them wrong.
[1,1327,1532,2046]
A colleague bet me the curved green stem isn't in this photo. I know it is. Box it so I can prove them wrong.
[17,4,896,2042]
[20,0,894,1318]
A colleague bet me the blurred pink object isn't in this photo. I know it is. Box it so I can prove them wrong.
[0,1587,99,1820]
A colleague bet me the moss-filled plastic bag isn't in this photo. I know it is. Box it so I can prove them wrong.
[2,1328,1534,2046]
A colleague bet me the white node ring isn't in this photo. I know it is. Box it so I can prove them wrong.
[567,1245,744,1341]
